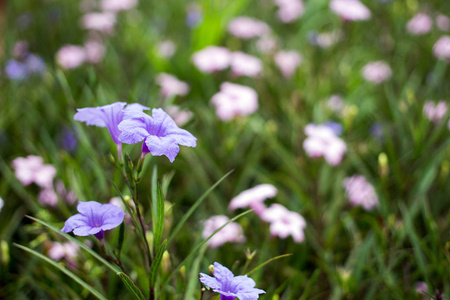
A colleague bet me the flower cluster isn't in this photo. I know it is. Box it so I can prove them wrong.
[343,175,379,211]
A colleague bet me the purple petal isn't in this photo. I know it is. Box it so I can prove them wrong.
[118,118,150,144]
[144,135,180,162]
[73,226,102,236]
[124,103,150,113]
[74,102,127,127]
[213,262,234,283]
[61,214,89,233]
[98,204,125,231]
[199,273,221,290]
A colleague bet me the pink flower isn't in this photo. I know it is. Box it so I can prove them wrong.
[156,73,190,98]
[80,12,116,34]
[202,215,246,248]
[56,45,86,69]
[327,94,344,112]
[192,46,231,73]
[228,17,270,39]
[274,50,302,78]
[229,184,277,216]
[274,0,304,23]
[436,14,450,31]
[256,34,277,53]
[406,13,432,35]
[12,156,56,188]
[230,52,263,77]
[433,35,450,60]
[48,241,79,261]
[330,0,371,21]
[303,124,347,166]
[315,30,343,48]
[261,204,306,243]
[343,175,379,210]
[210,82,258,121]
[423,101,448,123]
[84,39,106,64]
[38,188,58,206]
[157,40,176,58]
[165,105,193,127]
[361,61,392,84]
[101,0,137,12]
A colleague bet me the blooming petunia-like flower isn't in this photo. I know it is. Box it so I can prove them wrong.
[330,0,371,21]
[343,175,379,210]
[118,108,197,162]
[61,201,125,240]
[12,155,56,188]
[229,184,277,216]
[74,102,149,154]
[202,215,246,248]
[200,262,265,300]
[261,204,307,243]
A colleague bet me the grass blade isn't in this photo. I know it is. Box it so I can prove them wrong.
[153,181,165,250]
[117,273,146,300]
[13,243,107,300]
[149,239,167,288]
[246,253,292,276]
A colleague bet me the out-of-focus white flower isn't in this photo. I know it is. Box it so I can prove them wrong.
[80,12,116,34]
[328,94,344,112]
[48,242,79,261]
[256,34,277,54]
[274,0,304,23]
[56,45,86,69]
[330,0,371,21]
[315,30,343,48]
[230,52,262,77]
[423,101,448,123]
[433,35,450,60]
[165,106,193,127]
[12,156,56,188]
[361,61,392,84]
[156,73,190,98]
[229,184,277,216]
[192,46,231,73]
[274,50,302,78]
[343,175,379,210]
[303,124,347,166]
[101,0,137,12]
[0,197,4,212]
[84,39,106,64]
[38,188,58,206]
[202,215,246,248]
[210,82,258,121]
[228,17,270,39]
[157,40,176,58]
[406,13,432,35]
[436,14,450,31]
[261,204,306,243]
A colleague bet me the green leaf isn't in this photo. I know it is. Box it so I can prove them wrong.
[13,243,107,300]
[153,181,165,250]
[149,239,167,288]
[117,222,125,258]
[246,253,292,276]
[117,272,146,300]
[167,170,233,244]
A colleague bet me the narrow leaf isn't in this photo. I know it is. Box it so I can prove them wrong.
[14,243,107,300]
[246,253,292,276]
[149,239,168,287]
[153,181,165,250]
[117,272,146,300]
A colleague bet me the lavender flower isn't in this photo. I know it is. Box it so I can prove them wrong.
[202,215,246,248]
[74,102,149,155]
[118,108,197,162]
[61,201,125,240]
[343,175,379,210]
[200,262,265,300]
[5,60,28,80]
[229,184,277,216]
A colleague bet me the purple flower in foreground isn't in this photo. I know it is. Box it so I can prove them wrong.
[74,102,149,154]
[61,201,125,240]
[200,262,265,300]
[118,108,197,162]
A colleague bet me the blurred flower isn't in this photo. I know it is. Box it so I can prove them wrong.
[423,101,448,123]
[12,156,56,188]
[303,124,347,166]
[343,175,379,210]
[157,40,176,58]
[328,94,344,112]
[436,14,450,31]
[314,30,343,48]
[5,60,28,80]
[361,61,392,84]
[406,13,432,35]
[48,241,79,261]
[61,201,125,240]
[55,180,77,205]
[38,188,58,206]
[81,12,116,34]
[274,50,302,78]
[24,54,46,74]
[12,41,29,59]
[370,123,383,139]
[118,108,197,162]
[165,105,194,127]
[101,0,137,12]
[110,196,135,223]
[0,197,3,212]
[74,102,149,151]
[261,204,307,243]
[202,215,246,248]
[156,73,190,98]
[210,82,258,121]
[230,52,262,77]
[229,184,277,216]
[433,36,450,60]
[84,39,106,64]
[200,262,265,299]
[274,0,304,23]
[330,0,371,21]
[323,121,343,135]
[228,17,270,39]
[256,34,277,53]
[192,46,231,73]
[58,127,78,153]
[56,45,86,70]
[186,4,203,28]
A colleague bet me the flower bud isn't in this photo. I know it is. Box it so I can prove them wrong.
[378,152,389,177]
[1,241,9,266]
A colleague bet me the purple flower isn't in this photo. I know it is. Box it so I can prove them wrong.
[200,262,265,300]
[74,102,149,154]
[118,108,197,162]
[61,201,125,240]
[5,60,29,80]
